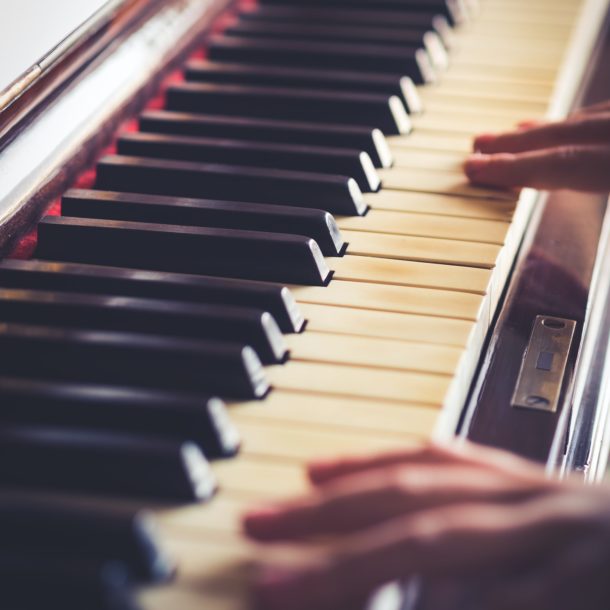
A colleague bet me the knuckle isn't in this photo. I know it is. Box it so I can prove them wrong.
[409,514,447,549]
[553,146,580,167]
[386,468,420,499]
[422,441,455,461]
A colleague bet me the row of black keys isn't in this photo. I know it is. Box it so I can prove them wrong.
[19,1,456,468]
[32,2,460,291]
[1,1,460,607]
[0,257,306,608]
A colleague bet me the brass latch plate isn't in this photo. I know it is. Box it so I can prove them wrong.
[512,316,577,413]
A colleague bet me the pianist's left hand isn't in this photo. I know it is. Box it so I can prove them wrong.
[243,441,610,610]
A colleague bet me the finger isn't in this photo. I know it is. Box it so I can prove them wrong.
[308,440,542,486]
[243,465,554,541]
[481,537,609,610]
[517,119,547,130]
[464,146,610,192]
[473,113,610,154]
[575,99,610,116]
[251,495,589,610]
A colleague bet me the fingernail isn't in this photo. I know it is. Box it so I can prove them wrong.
[307,459,333,476]
[464,153,491,178]
[517,119,540,129]
[473,133,497,151]
[243,507,281,533]
[244,506,281,522]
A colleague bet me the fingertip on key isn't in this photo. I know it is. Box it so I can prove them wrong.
[472,133,498,152]
[464,153,492,180]
[242,505,287,540]
[253,566,304,610]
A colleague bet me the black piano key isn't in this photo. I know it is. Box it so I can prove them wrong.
[95,154,366,216]
[0,287,288,364]
[139,110,393,168]
[239,5,453,47]
[257,0,463,25]
[0,377,240,458]
[116,132,380,193]
[0,555,137,610]
[166,81,410,135]
[208,36,431,86]
[0,424,217,502]
[63,189,345,257]
[226,19,429,48]
[0,322,269,400]
[225,21,448,71]
[0,259,304,333]
[37,215,331,287]
[0,498,174,582]
[183,61,420,115]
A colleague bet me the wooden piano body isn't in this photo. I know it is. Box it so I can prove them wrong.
[0,0,609,608]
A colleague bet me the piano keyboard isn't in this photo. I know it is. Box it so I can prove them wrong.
[0,0,592,608]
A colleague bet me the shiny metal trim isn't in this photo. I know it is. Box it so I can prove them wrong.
[511,316,577,414]
[551,197,610,481]
[0,0,131,113]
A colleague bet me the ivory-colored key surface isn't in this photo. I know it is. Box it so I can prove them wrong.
[390,148,466,172]
[230,392,441,438]
[376,167,517,202]
[331,254,492,293]
[291,280,484,320]
[456,35,567,52]
[237,419,407,462]
[343,229,502,268]
[267,361,451,405]
[300,302,474,346]
[387,131,478,153]
[286,331,464,375]
[454,46,565,68]
[364,190,516,221]
[440,73,555,94]
[409,114,516,136]
[158,495,250,535]
[337,210,510,245]
[422,99,548,121]
[212,458,309,499]
[436,63,558,86]
[417,89,550,113]
[140,587,249,610]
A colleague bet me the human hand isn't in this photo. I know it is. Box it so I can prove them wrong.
[243,442,610,610]
[464,104,610,192]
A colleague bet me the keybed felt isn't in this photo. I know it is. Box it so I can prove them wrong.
[0,0,587,608]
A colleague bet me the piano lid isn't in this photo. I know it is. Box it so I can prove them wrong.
[0,0,133,114]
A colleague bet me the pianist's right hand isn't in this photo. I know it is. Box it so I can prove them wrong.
[243,441,610,610]
[464,99,610,192]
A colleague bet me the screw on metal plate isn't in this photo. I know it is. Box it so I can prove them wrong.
[512,316,577,413]
[525,395,550,408]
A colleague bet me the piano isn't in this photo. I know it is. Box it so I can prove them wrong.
[0,0,609,608]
